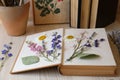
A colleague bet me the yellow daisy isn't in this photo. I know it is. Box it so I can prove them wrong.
[66,35,74,39]
[38,35,46,40]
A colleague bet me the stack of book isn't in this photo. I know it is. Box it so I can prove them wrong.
[10,28,117,76]
[70,0,118,28]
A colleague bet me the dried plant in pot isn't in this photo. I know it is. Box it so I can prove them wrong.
[0,1,30,36]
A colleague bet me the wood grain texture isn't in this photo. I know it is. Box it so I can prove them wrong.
[0,21,120,80]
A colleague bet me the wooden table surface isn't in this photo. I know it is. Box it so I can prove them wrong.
[0,21,120,80]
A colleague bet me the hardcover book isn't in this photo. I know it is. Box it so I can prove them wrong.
[11,28,63,73]
[70,0,91,28]
[59,28,116,76]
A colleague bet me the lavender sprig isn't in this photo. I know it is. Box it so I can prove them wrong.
[0,43,13,71]
[67,32,104,61]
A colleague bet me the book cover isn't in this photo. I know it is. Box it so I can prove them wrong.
[11,28,63,73]
[60,28,116,76]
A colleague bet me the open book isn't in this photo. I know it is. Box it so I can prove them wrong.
[11,28,116,76]
[11,28,63,73]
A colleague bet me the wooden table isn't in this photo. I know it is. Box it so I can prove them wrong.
[0,21,120,80]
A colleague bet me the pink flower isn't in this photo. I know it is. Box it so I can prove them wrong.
[58,0,63,2]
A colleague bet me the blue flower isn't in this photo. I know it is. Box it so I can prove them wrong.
[1,50,8,54]
[94,39,99,47]
[84,43,92,47]
[52,43,56,49]
[57,35,61,39]
[57,45,61,49]
[8,53,13,57]
[0,57,4,60]
[100,38,105,42]
[4,44,12,50]
[46,50,53,55]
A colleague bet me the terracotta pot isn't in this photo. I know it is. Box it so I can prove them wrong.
[0,2,30,36]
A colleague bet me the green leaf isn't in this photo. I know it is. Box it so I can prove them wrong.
[54,8,60,14]
[35,2,43,10]
[40,8,50,17]
[79,53,100,59]
[22,56,40,65]
[46,0,53,4]
[50,3,54,8]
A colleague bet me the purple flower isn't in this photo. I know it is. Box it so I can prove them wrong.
[46,50,53,55]
[4,44,12,50]
[0,57,4,60]
[8,53,13,57]
[84,43,92,47]
[57,35,61,39]
[52,43,56,49]
[1,50,8,54]
[57,45,61,49]
[94,39,99,47]
[100,38,105,42]
[52,37,57,42]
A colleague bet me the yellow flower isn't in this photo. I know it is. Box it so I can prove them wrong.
[38,35,46,40]
[66,35,74,39]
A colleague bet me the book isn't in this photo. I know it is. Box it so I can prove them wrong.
[11,28,63,73]
[89,0,99,28]
[70,0,79,28]
[59,28,116,76]
[89,0,118,28]
[70,0,91,28]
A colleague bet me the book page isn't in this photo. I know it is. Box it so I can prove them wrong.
[63,28,116,66]
[11,28,63,73]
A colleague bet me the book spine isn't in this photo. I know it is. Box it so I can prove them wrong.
[80,0,91,28]
[89,0,99,28]
[70,0,79,28]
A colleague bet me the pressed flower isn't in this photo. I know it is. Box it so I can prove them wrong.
[100,38,105,42]
[36,46,43,52]
[0,57,4,60]
[8,53,13,57]
[58,0,63,2]
[38,35,46,40]
[66,35,74,39]
[57,35,62,39]
[1,50,8,54]
[56,45,61,49]
[46,50,53,55]
[4,44,12,50]
[94,39,99,47]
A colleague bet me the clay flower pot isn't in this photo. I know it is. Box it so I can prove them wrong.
[0,2,30,36]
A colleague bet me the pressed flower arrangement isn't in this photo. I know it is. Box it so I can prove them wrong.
[25,32,62,62]
[0,43,13,71]
[65,31,105,61]
[35,0,63,17]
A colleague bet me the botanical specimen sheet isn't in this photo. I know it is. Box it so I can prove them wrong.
[11,28,63,73]
[63,28,116,66]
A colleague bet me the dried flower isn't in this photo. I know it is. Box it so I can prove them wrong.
[38,35,46,40]
[66,32,105,61]
[66,35,74,39]
[26,32,62,62]
[0,43,13,71]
